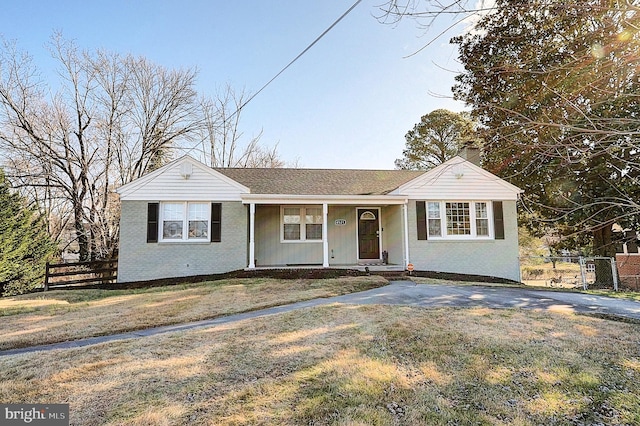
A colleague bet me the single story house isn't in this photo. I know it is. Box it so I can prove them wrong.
[116,153,523,282]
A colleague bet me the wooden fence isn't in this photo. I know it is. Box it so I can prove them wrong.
[44,259,118,290]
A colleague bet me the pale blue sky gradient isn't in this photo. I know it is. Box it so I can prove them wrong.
[1,1,466,169]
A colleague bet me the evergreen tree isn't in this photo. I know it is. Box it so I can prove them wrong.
[452,0,640,285]
[0,169,56,296]
[395,109,478,170]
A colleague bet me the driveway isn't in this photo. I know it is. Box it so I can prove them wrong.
[2,281,639,357]
[332,281,640,319]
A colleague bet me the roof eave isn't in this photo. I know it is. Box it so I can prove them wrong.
[240,194,409,205]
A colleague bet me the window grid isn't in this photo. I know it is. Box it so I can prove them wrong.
[446,202,471,235]
[475,202,489,236]
[427,202,442,237]
[426,201,492,239]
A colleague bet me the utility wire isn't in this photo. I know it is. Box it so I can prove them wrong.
[229,0,363,121]
[183,0,362,159]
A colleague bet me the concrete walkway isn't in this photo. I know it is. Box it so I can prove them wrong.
[2,281,639,357]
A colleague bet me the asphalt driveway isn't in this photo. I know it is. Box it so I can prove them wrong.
[2,281,639,357]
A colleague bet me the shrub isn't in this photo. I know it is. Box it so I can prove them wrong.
[0,170,56,296]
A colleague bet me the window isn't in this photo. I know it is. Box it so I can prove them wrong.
[475,202,489,236]
[427,202,442,237]
[188,203,208,238]
[162,203,184,239]
[283,207,301,240]
[282,206,323,242]
[160,202,210,242]
[305,207,323,240]
[446,202,471,235]
[426,201,492,239]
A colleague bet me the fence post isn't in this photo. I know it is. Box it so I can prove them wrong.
[579,256,588,290]
[610,257,619,291]
[44,262,50,291]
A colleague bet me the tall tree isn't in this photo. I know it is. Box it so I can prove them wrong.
[395,109,477,170]
[451,0,640,284]
[0,169,56,296]
[197,85,286,168]
[0,35,201,261]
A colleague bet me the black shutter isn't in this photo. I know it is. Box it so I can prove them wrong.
[416,201,427,240]
[147,203,159,243]
[493,201,504,240]
[211,203,221,242]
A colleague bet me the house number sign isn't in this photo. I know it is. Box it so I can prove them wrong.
[335,219,347,226]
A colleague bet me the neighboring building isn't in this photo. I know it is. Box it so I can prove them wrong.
[116,155,523,283]
[616,230,640,290]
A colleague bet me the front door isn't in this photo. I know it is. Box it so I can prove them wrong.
[358,209,380,260]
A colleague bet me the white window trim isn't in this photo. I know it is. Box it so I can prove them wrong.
[159,202,211,243]
[280,205,323,243]
[427,201,494,240]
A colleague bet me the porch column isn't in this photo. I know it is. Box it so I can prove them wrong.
[322,203,329,267]
[248,203,256,269]
[403,202,410,267]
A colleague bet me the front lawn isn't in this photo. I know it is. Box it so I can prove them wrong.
[0,276,387,350]
[1,305,638,425]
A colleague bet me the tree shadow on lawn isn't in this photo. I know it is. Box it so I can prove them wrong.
[1,304,639,425]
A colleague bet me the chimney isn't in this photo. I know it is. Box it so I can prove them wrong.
[459,143,481,166]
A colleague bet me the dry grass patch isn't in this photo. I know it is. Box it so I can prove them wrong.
[411,277,522,288]
[1,305,639,425]
[0,276,386,350]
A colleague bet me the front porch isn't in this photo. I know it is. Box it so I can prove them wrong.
[246,263,407,273]
[242,196,411,271]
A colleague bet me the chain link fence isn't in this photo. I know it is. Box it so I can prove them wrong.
[520,256,619,291]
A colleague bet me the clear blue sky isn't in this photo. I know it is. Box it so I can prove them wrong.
[1,0,466,169]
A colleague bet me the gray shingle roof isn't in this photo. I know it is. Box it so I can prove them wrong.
[215,168,425,195]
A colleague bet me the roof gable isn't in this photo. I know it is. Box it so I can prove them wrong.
[116,155,522,201]
[394,156,522,200]
[117,156,249,201]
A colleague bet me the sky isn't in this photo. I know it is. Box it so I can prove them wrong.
[1,0,469,170]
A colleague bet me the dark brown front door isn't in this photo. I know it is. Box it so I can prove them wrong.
[358,209,380,260]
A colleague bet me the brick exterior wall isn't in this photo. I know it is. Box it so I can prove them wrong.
[407,200,521,282]
[117,201,247,283]
[616,253,640,290]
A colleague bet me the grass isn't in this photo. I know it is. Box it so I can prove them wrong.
[587,289,640,302]
[0,276,387,351]
[411,277,524,288]
[1,304,638,425]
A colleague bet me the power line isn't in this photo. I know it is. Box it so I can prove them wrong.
[228,0,363,121]
[183,0,363,160]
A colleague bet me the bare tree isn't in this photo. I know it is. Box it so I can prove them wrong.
[197,85,287,168]
[0,35,201,260]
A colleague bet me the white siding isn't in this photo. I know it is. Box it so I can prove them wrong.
[118,157,248,201]
[397,157,521,201]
